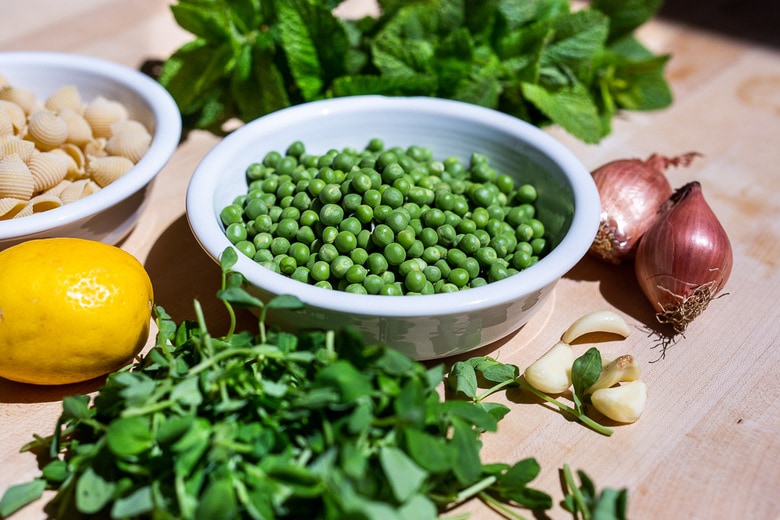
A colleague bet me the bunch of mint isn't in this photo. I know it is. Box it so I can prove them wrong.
[159,0,671,143]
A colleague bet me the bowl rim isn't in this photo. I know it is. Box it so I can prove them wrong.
[187,95,599,317]
[0,51,181,239]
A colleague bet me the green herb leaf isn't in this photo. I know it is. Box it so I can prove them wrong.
[0,479,46,518]
[380,446,429,502]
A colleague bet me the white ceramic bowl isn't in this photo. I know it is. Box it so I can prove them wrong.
[0,51,181,250]
[187,96,599,360]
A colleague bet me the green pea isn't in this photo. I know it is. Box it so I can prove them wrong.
[423,265,442,283]
[350,247,369,266]
[286,140,305,157]
[263,150,282,168]
[475,246,498,267]
[332,152,356,172]
[405,270,427,293]
[253,232,273,250]
[407,239,424,259]
[288,242,310,265]
[330,255,354,279]
[276,218,298,239]
[235,240,256,258]
[423,208,446,228]
[318,243,339,263]
[253,249,273,264]
[367,138,384,152]
[462,257,480,279]
[376,151,399,171]
[308,178,326,197]
[379,283,403,296]
[319,203,344,226]
[291,266,310,284]
[225,222,248,244]
[419,227,439,248]
[384,243,407,266]
[448,267,470,288]
[246,162,265,180]
[471,277,488,288]
[270,237,291,256]
[512,250,533,270]
[516,223,534,242]
[351,172,373,193]
[314,280,333,290]
[474,229,490,246]
[458,233,481,255]
[516,183,537,204]
[345,264,368,284]
[434,258,451,278]
[345,283,367,294]
[363,274,385,294]
[335,231,357,253]
[310,260,330,281]
[371,224,394,248]
[362,188,381,208]
[422,246,442,264]
[488,262,510,282]
[300,209,319,227]
[373,204,392,222]
[396,228,416,250]
[277,254,297,274]
[381,186,404,209]
[436,224,457,246]
[355,204,373,224]
[438,282,459,293]
[529,218,545,238]
[367,252,389,275]
[531,237,547,256]
[447,248,467,268]
[318,184,342,204]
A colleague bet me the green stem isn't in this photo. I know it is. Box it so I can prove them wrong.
[516,379,613,436]
[189,345,281,376]
[563,464,591,520]
[479,491,531,520]
[475,378,517,402]
[454,475,497,503]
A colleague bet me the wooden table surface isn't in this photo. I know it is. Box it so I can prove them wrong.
[1,1,779,519]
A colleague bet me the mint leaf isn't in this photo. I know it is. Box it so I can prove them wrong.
[275,1,325,102]
[591,0,664,43]
[522,81,605,143]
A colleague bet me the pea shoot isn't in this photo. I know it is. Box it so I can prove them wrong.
[220,139,551,296]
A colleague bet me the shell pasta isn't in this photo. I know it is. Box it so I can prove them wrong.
[0,79,152,220]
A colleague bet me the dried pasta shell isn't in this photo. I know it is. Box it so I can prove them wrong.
[50,145,86,179]
[12,203,34,219]
[0,100,27,135]
[110,119,148,135]
[0,153,34,199]
[105,126,151,163]
[26,110,69,151]
[60,178,100,204]
[28,151,69,192]
[0,85,37,114]
[59,108,93,147]
[0,135,35,162]
[26,192,64,213]
[87,155,134,187]
[0,108,12,136]
[83,137,107,158]
[0,197,27,220]
[84,95,128,139]
[45,85,84,113]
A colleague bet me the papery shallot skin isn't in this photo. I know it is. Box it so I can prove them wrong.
[635,181,733,334]
[589,153,700,264]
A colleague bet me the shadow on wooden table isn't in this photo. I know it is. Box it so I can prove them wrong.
[0,376,106,404]
[144,213,258,336]
[563,255,661,334]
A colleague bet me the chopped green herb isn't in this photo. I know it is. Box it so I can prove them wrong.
[0,247,555,519]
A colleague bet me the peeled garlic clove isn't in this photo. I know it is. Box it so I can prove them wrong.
[591,380,647,423]
[523,341,574,394]
[561,310,631,344]
[585,355,641,394]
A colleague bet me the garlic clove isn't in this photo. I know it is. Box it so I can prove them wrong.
[585,355,641,394]
[523,341,574,394]
[591,380,647,423]
[561,310,631,344]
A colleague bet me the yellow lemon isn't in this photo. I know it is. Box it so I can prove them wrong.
[0,238,153,385]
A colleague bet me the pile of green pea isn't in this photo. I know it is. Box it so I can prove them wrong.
[219,138,549,295]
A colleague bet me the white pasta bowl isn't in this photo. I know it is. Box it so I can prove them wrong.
[0,51,181,250]
[187,96,599,360]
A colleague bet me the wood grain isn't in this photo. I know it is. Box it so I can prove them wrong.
[1,2,778,519]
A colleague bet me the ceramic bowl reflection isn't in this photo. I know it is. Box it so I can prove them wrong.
[186,96,599,360]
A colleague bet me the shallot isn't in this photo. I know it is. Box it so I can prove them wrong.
[635,181,732,335]
[590,153,700,264]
